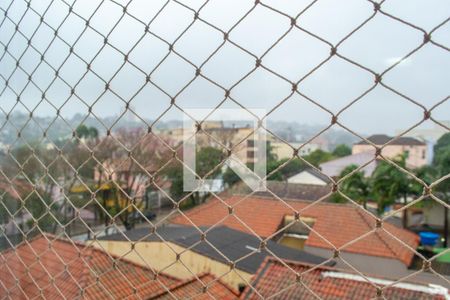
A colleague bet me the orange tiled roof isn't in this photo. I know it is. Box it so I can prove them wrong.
[240,258,446,300]
[171,196,419,265]
[0,234,179,299]
[153,273,238,299]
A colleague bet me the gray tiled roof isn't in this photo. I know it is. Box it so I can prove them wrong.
[356,134,425,146]
[99,225,331,273]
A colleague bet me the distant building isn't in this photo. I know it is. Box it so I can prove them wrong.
[310,135,330,152]
[352,134,427,168]
[95,225,329,290]
[241,257,448,299]
[397,121,450,143]
[319,151,378,178]
[271,141,319,160]
[287,168,331,186]
[159,122,262,165]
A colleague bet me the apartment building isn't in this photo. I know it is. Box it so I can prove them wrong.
[352,134,427,168]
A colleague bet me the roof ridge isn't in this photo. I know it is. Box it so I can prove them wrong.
[229,195,357,208]
[262,257,424,284]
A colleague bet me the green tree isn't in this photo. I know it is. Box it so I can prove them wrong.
[223,167,241,187]
[75,124,90,139]
[371,155,411,227]
[332,164,370,208]
[433,132,450,164]
[304,149,335,167]
[195,147,224,178]
[413,140,450,246]
[76,124,99,141]
[332,144,352,157]
[166,147,225,207]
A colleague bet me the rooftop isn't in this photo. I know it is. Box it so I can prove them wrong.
[99,225,330,273]
[319,151,378,177]
[171,196,420,266]
[240,258,448,299]
[153,273,238,299]
[287,168,332,184]
[355,134,426,146]
[0,234,179,299]
[230,180,332,202]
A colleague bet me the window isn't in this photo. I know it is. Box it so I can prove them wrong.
[279,215,316,250]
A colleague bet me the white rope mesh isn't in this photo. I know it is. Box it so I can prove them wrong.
[0,0,449,299]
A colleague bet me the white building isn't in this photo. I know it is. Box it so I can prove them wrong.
[287,168,331,186]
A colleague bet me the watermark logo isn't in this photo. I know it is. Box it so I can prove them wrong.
[183,109,267,192]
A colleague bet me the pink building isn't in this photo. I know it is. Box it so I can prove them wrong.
[352,134,427,169]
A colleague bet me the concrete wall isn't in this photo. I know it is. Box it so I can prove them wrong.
[352,144,427,168]
[424,203,450,227]
[91,240,252,290]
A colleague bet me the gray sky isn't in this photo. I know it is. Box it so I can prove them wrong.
[0,0,449,135]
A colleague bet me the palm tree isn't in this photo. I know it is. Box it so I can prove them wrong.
[371,155,411,228]
[333,164,370,209]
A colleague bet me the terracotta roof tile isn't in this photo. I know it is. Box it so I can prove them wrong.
[171,196,419,265]
[153,273,239,299]
[240,258,447,300]
[231,180,332,202]
[0,234,179,299]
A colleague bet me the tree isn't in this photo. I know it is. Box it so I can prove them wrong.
[371,155,411,227]
[94,127,173,230]
[433,132,450,165]
[195,147,224,179]
[1,143,64,233]
[76,124,99,142]
[412,139,450,247]
[433,146,450,247]
[166,146,225,208]
[332,144,351,157]
[332,164,370,208]
[304,149,334,167]
[223,167,241,187]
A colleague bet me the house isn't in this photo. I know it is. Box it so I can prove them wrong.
[270,141,319,160]
[170,196,438,282]
[69,159,173,217]
[241,257,448,299]
[0,234,178,298]
[352,134,427,168]
[287,168,331,186]
[94,225,329,290]
[319,151,378,178]
[230,180,332,202]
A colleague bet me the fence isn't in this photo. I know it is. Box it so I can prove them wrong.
[0,0,449,299]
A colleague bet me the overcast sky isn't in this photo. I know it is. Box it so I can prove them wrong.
[0,0,449,135]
